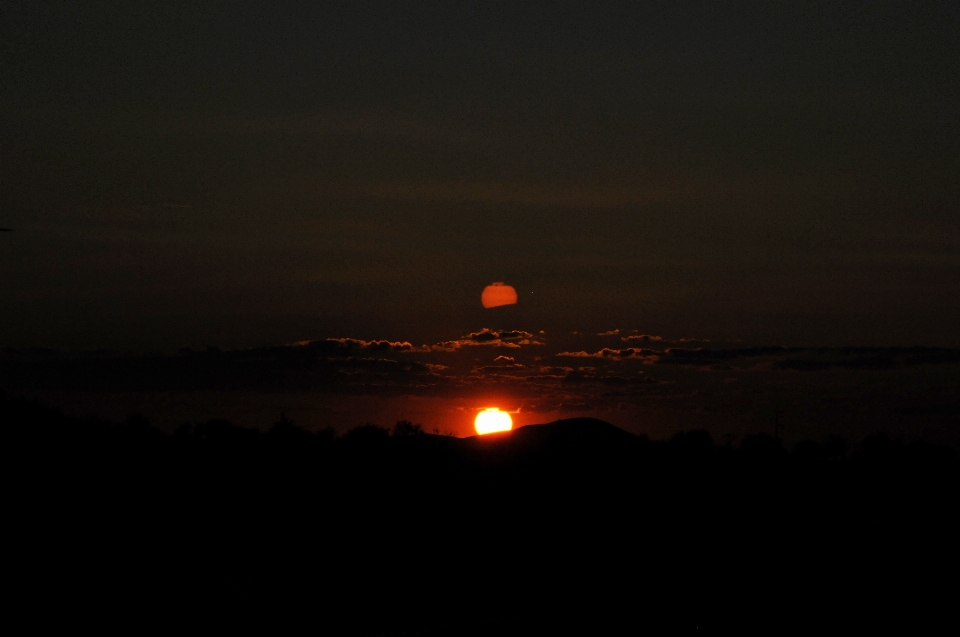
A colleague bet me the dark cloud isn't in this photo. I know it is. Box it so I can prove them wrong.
[775,348,960,371]
[8,339,957,398]
[562,369,656,386]
[471,364,525,374]
[431,329,543,351]
[595,333,710,345]
[619,334,663,343]
[657,346,960,371]
[497,330,532,341]
[315,338,418,353]
[617,335,710,345]
[557,348,660,362]
[0,341,442,394]
[776,357,898,371]
[467,330,499,343]
[657,346,795,364]
[525,366,573,380]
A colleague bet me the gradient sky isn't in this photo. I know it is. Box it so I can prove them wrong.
[3,1,959,353]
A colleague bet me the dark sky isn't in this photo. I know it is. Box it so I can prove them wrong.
[3,1,959,352]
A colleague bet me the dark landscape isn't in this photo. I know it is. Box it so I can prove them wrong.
[7,391,957,633]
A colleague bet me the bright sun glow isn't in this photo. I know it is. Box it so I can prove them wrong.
[474,407,513,435]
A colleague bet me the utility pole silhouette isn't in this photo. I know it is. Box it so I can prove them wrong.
[773,408,782,443]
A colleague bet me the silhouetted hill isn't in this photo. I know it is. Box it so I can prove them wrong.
[468,417,635,447]
[460,418,639,470]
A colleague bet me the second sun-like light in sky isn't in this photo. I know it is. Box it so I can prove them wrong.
[475,408,513,435]
[481,282,517,308]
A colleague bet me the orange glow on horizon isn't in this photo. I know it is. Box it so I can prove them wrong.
[481,282,518,308]
[474,407,513,435]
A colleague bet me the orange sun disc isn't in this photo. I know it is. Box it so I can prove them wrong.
[475,408,513,435]
[481,282,518,308]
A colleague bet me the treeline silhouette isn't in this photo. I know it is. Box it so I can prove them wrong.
[4,391,957,633]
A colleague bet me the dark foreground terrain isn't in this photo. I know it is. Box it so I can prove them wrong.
[5,392,958,634]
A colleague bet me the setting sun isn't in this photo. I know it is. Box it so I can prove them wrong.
[474,407,513,435]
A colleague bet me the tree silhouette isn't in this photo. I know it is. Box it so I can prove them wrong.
[392,420,424,436]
